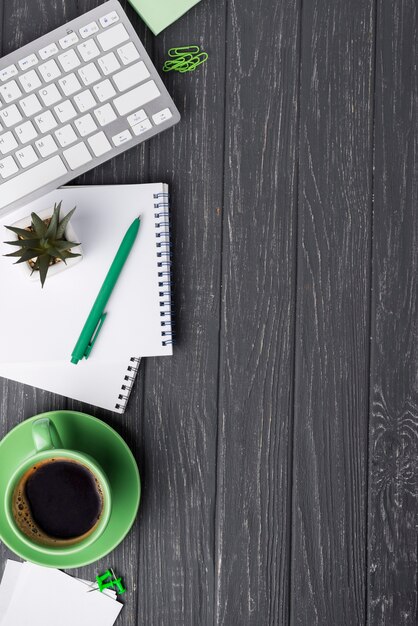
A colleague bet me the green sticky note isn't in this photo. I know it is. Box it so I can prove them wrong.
[127,0,202,35]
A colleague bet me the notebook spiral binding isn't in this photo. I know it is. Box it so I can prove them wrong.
[115,357,141,411]
[154,192,175,347]
[114,191,174,413]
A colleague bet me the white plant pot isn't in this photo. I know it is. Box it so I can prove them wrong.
[9,207,83,282]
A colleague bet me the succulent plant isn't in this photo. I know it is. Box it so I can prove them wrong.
[4,201,81,287]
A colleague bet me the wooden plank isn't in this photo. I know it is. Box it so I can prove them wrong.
[135,2,226,623]
[0,0,4,54]
[215,0,300,623]
[291,0,375,623]
[1,0,77,53]
[368,0,418,622]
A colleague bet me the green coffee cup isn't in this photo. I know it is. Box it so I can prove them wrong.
[4,417,112,557]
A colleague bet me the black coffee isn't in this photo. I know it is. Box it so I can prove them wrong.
[12,458,104,547]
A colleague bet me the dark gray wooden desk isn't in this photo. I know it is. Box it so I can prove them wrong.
[0,0,416,624]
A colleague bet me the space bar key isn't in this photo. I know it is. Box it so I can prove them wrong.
[0,156,68,210]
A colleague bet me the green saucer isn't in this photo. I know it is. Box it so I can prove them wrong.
[0,411,140,568]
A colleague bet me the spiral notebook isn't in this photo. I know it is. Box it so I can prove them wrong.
[0,183,173,413]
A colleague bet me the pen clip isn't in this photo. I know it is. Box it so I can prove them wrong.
[84,313,107,359]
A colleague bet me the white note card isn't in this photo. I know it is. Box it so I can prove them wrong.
[0,561,122,626]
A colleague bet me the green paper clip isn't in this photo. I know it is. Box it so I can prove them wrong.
[163,54,194,72]
[179,52,208,72]
[168,45,200,58]
[163,47,208,73]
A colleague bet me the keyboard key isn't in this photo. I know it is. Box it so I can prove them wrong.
[59,31,79,49]
[39,84,62,106]
[88,131,111,156]
[38,59,61,82]
[127,109,147,127]
[74,89,96,113]
[58,49,81,72]
[113,80,160,116]
[113,61,149,92]
[74,113,97,137]
[35,134,58,157]
[0,65,18,82]
[19,70,42,93]
[0,131,18,155]
[117,42,140,65]
[0,80,22,103]
[0,155,18,178]
[132,118,152,136]
[78,40,100,62]
[54,100,77,123]
[94,103,117,126]
[16,145,38,168]
[0,104,22,127]
[34,110,57,133]
[98,52,120,75]
[152,108,173,125]
[112,129,132,146]
[55,124,77,147]
[93,79,116,102]
[99,11,119,28]
[79,21,99,39]
[20,93,42,116]
[18,54,38,70]
[63,141,92,170]
[15,120,38,144]
[78,63,101,86]
[59,72,81,96]
[39,43,59,60]
[0,155,67,209]
[97,23,129,52]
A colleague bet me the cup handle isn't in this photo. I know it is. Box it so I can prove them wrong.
[32,418,62,452]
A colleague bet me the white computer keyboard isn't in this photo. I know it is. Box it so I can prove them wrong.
[0,0,180,215]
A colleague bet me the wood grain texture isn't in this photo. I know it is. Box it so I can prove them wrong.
[291,0,375,623]
[368,0,418,623]
[135,1,225,623]
[215,0,300,624]
[0,0,417,623]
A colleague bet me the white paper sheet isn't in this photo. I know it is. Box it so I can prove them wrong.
[0,562,122,626]
[0,560,21,616]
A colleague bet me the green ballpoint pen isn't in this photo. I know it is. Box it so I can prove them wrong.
[71,216,141,365]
